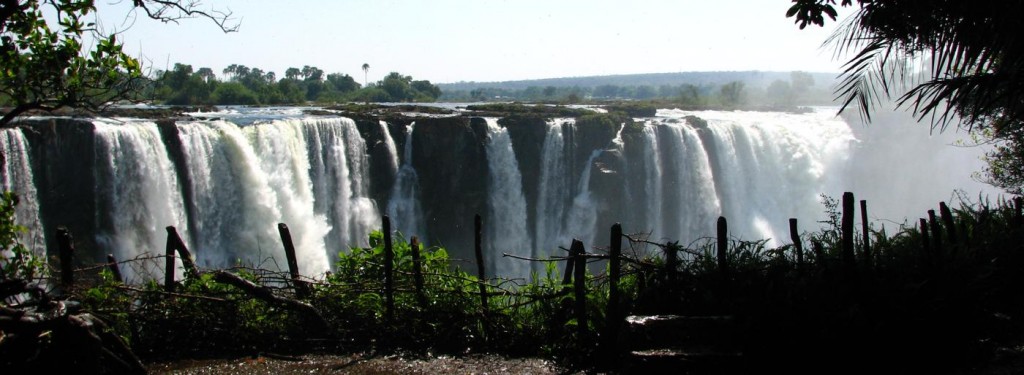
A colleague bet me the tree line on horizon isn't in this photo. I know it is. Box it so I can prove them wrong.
[144,63,442,106]
[440,71,830,108]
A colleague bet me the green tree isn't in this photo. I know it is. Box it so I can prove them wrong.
[195,67,216,84]
[410,79,441,101]
[766,79,794,107]
[380,72,413,102]
[361,63,370,87]
[594,84,620,99]
[790,71,814,94]
[326,73,359,93]
[276,78,305,104]
[0,1,234,125]
[678,84,703,106]
[719,81,745,107]
[788,0,1024,192]
[212,82,258,105]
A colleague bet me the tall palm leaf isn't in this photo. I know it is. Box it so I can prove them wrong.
[825,0,1024,131]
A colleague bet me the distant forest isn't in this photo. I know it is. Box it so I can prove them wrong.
[143,63,442,106]
[137,66,837,107]
[438,71,839,106]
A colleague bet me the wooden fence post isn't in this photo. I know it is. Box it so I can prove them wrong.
[561,253,576,286]
[56,227,74,287]
[474,214,489,316]
[106,254,123,283]
[717,216,728,280]
[789,218,803,270]
[812,240,825,270]
[860,199,871,269]
[665,242,679,283]
[278,223,309,299]
[164,227,176,292]
[410,236,427,308]
[928,209,943,261]
[571,239,587,339]
[383,216,395,324]
[939,202,959,250]
[382,215,393,323]
[920,218,932,268]
[603,223,623,361]
[841,192,856,277]
[1015,197,1023,228]
[166,227,197,277]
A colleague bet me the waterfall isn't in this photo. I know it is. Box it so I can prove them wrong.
[176,120,340,275]
[655,109,855,246]
[379,120,400,172]
[387,123,425,240]
[563,149,603,248]
[4,107,994,280]
[305,118,380,258]
[638,124,664,240]
[660,122,719,241]
[93,121,189,280]
[483,118,530,279]
[0,128,45,258]
[534,119,572,261]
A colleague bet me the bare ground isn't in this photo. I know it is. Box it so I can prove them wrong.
[146,353,569,375]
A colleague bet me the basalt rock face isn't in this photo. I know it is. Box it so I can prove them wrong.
[500,115,550,234]
[409,116,488,259]
[352,115,411,211]
[21,118,98,263]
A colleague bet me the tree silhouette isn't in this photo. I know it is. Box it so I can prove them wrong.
[362,63,370,87]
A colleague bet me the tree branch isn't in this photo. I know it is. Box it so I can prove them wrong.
[132,0,239,32]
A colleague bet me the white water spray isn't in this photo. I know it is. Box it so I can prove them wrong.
[387,123,425,240]
[379,120,400,172]
[483,118,531,278]
[93,121,189,280]
[0,128,45,258]
[534,119,572,261]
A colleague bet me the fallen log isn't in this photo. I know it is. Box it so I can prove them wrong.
[208,270,328,331]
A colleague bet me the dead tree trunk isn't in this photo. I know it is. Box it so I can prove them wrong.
[790,218,803,270]
[57,227,74,288]
[278,223,310,299]
[571,239,587,339]
[383,216,395,324]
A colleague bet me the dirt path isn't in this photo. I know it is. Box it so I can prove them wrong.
[147,353,567,374]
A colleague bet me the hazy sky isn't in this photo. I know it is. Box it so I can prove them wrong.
[95,0,854,84]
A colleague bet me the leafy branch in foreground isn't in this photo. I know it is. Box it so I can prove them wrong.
[0,0,237,126]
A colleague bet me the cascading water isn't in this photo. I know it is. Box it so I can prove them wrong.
[175,120,290,271]
[636,124,665,240]
[379,120,400,172]
[565,124,625,249]
[0,128,45,258]
[93,121,189,280]
[658,122,720,242]
[483,118,531,278]
[563,149,603,248]
[534,119,573,262]
[305,118,380,259]
[651,109,854,245]
[176,118,378,275]
[387,123,425,240]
